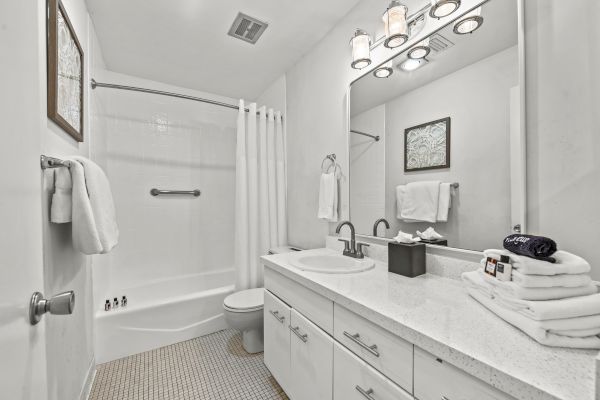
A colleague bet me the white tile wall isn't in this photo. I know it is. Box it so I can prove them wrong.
[91,71,237,307]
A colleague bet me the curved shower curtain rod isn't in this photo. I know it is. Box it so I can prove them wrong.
[90,79,282,118]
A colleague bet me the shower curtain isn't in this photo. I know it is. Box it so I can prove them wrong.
[234,100,287,290]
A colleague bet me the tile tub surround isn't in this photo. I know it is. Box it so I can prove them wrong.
[262,249,598,400]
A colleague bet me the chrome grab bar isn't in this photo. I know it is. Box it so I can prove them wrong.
[343,331,380,357]
[150,188,201,197]
[269,310,285,324]
[356,386,376,400]
[289,325,308,343]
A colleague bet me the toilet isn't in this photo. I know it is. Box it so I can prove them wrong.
[223,288,265,353]
[224,246,301,353]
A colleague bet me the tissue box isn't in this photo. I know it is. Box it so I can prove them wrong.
[388,242,426,278]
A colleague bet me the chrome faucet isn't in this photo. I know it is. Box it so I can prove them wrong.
[335,221,369,259]
[372,218,390,237]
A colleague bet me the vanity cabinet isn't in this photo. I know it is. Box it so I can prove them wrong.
[264,290,291,391]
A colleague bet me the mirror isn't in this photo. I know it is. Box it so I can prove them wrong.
[349,0,521,251]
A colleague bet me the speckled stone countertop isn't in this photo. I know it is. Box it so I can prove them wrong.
[261,248,598,400]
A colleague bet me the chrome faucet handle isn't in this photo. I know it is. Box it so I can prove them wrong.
[356,242,370,259]
[338,238,351,253]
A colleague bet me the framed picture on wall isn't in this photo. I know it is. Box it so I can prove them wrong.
[47,0,84,142]
[404,117,450,172]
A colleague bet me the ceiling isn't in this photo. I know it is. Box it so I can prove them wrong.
[86,0,363,100]
[351,0,519,116]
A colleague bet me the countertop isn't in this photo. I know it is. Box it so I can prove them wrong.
[261,248,598,400]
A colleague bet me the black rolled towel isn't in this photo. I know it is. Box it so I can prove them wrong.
[503,234,557,263]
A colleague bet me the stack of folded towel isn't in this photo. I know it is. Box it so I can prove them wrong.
[462,243,600,349]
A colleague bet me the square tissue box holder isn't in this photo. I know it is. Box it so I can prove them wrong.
[388,242,426,278]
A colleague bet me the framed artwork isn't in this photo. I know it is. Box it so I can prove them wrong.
[404,117,450,172]
[47,0,84,142]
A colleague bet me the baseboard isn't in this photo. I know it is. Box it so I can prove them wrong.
[79,358,96,400]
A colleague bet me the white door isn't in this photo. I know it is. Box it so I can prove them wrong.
[263,290,291,392]
[289,309,333,400]
[0,0,50,398]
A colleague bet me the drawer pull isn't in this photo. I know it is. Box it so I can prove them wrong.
[290,325,308,343]
[343,331,380,357]
[355,386,376,400]
[269,310,285,323]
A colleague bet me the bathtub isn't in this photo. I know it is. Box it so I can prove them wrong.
[95,269,235,363]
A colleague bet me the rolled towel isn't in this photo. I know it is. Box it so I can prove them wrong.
[511,270,592,288]
[467,287,600,349]
[503,234,557,262]
[483,249,591,276]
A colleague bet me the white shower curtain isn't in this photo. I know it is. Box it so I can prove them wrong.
[234,100,287,290]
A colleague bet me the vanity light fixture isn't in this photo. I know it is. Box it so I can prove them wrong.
[407,37,431,59]
[400,58,427,72]
[350,29,372,69]
[429,0,461,19]
[382,1,409,48]
[373,60,394,78]
[453,7,483,34]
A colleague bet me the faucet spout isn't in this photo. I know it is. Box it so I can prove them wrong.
[372,218,390,237]
[335,221,357,257]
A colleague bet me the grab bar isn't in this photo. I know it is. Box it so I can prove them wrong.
[150,189,201,197]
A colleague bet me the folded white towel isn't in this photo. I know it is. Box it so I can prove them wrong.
[483,249,591,275]
[476,269,597,300]
[463,270,600,320]
[318,173,338,222]
[511,269,592,288]
[70,157,119,255]
[395,185,406,220]
[467,287,600,349]
[50,167,73,223]
[436,183,451,222]
[400,181,440,223]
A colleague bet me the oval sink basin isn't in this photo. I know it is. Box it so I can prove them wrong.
[289,252,375,274]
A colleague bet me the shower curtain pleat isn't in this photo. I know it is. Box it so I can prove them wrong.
[234,101,287,290]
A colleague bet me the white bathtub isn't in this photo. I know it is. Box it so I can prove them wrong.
[95,269,235,363]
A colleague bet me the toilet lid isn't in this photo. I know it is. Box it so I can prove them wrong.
[224,288,264,312]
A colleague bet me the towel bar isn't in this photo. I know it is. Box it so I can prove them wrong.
[150,189,201,197]
[40,155,71,169]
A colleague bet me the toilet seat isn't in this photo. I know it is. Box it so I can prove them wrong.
[223,288,264,313]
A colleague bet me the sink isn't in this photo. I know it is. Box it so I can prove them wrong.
[288,250,375,274]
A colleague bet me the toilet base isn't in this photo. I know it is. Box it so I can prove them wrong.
[242,327,264,353]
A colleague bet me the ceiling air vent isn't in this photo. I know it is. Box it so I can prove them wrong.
[428,33,455,54]
[227,12,268,44]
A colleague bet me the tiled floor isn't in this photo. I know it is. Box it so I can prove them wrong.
[89,330,289,400]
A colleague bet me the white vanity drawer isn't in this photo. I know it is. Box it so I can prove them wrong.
[334,304,413,393]
[264,267,334,334]
[334,342,413,400]
[414,347,515,400]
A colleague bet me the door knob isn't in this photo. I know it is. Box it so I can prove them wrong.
[29,291,75,325]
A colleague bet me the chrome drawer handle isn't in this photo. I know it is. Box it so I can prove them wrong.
[356,386,375,400]
[289,325,308,343]
[343,331,380,357]
[269,310,285,323]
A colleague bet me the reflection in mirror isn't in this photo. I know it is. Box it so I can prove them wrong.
[349,0,520,251]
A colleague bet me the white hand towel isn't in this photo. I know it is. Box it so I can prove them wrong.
[463,270,600,320]
[70,157,119,255]
[436,183,451,222]
[511,270,592,288]
[483,249,591,275]
[400,181,440,223]
[395,185,405,219]
[50,167,73,223]
[467,287,600,349]
[317,173,338,222]
[477,269,596,300]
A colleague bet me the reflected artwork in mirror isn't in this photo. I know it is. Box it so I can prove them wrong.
[349,0,522,251]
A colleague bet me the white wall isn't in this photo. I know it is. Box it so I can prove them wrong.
[91,71,237,306]
[39,0,103,398]
[525,1,600,279]
[381,46,517,250]
[349,105,386,235]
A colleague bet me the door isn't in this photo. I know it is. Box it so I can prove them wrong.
[289,309,333,400]
[264,290,291,392]
[0,0,49,398]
